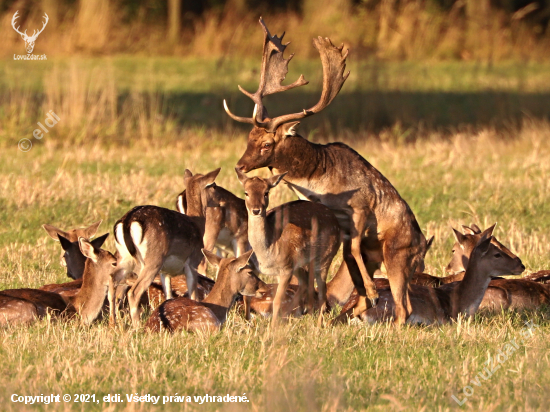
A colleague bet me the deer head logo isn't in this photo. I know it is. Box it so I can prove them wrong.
[12,11,49,54]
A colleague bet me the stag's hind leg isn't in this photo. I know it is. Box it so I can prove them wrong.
[383,244,417,326]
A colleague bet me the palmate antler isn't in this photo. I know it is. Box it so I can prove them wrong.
[223,18,350,133]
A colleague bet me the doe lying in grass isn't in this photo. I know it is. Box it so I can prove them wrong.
[145,250,266,333]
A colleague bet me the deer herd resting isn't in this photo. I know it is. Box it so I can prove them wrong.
[2,19,549,332]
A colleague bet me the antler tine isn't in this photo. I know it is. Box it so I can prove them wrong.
[223,100,255,125]
[11,11,26,36]
[225,18,309,126]
[266,36,350,132]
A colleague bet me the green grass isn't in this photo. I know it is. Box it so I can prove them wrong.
[1,120,550,410]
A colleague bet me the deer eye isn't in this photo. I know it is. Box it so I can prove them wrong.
[111,262,117,267]
[263,143,271,148]
[264,192,269,197]
[244,192,249,197]
[494,253,502,258]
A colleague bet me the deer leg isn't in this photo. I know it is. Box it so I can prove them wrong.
[128,262,163,328]
[350,213,379,307]
[108,278,117,327]
[160,273,173,300]
[186,248,203,301]
[316,264,330,327]
[243,296,251,321]
[383,246,415,326]
[272,271,293,327]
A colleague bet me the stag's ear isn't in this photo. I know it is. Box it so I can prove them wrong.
[183,169,193,187]
[58,234,73,251]
[43,224,69,241]
[83,220,102,239]
[481,223,496,240]
[79,237,98,262]
[235,167,248,185]
[452,227,467,245]
[234,250,254,271]
[267,172,287,189]
[203,168,221,187]
[91,233,109,249]
[202,249,222,268]
[281,122,300,138]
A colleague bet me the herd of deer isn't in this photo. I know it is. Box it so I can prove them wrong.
[2,19,549,332]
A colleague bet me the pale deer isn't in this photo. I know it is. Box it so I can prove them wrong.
[145,250,267,332]
[113,206,204,327]
[43,220,104,279]
[0,288,67,326]
[355,233,525,325]
[11,11,48,54]
[237,168,341,325]
[225,18,427,324]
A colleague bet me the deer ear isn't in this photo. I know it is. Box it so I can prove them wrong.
[235,167,248,185]
[281,121,300,138]
[452,227,467,244]
[91,233,109,249]
[43,224,69,241]
[203,168,221,187]
[176,190,187,214]
[462,225,476,235]
[183,169,193,187]
[267,172,287,188]
[235,250,254,271]
[202,249,222,268]
[470,223,482,234]
[481,223,496,239]
[79,237,98,262]
[475,235,492,257]
[83,220,102,239]
[58,234,73,251]
[425,236,434,252]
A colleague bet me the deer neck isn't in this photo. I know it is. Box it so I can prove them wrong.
[270,136,323,180]
[247,214,273,263]
[450,260,492,319]
[202,281,237,323]
[68,261,107,321]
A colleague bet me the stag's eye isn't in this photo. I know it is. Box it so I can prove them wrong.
[263,143,271,149]
[494,253,502,258]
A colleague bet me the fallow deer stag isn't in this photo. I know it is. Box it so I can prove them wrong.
[356,233,525,325]
[145,250,267,333]
[225,18,427,324]
[113,206,204,327]
[237,169,341,325]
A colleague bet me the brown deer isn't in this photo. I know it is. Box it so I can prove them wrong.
[225,18,427,324]
[65,237,119,325]
[0,288,68,326]
[43,220,104,280]
[113,206,204,327]
[443,224,550,312]
[355,233,525,325]
[237,169,341,325]
[145,250,267,333]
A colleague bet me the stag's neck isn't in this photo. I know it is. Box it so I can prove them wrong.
[202,284,237,324]
[271,135,324,180]
[450,261,492,319]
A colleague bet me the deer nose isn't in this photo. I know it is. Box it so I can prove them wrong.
[252,209,261,216]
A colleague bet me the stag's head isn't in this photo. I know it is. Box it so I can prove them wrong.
[12,11,49,54]
[224,18,349,173]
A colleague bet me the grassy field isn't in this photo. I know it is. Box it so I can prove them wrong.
[1,56,550,410]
